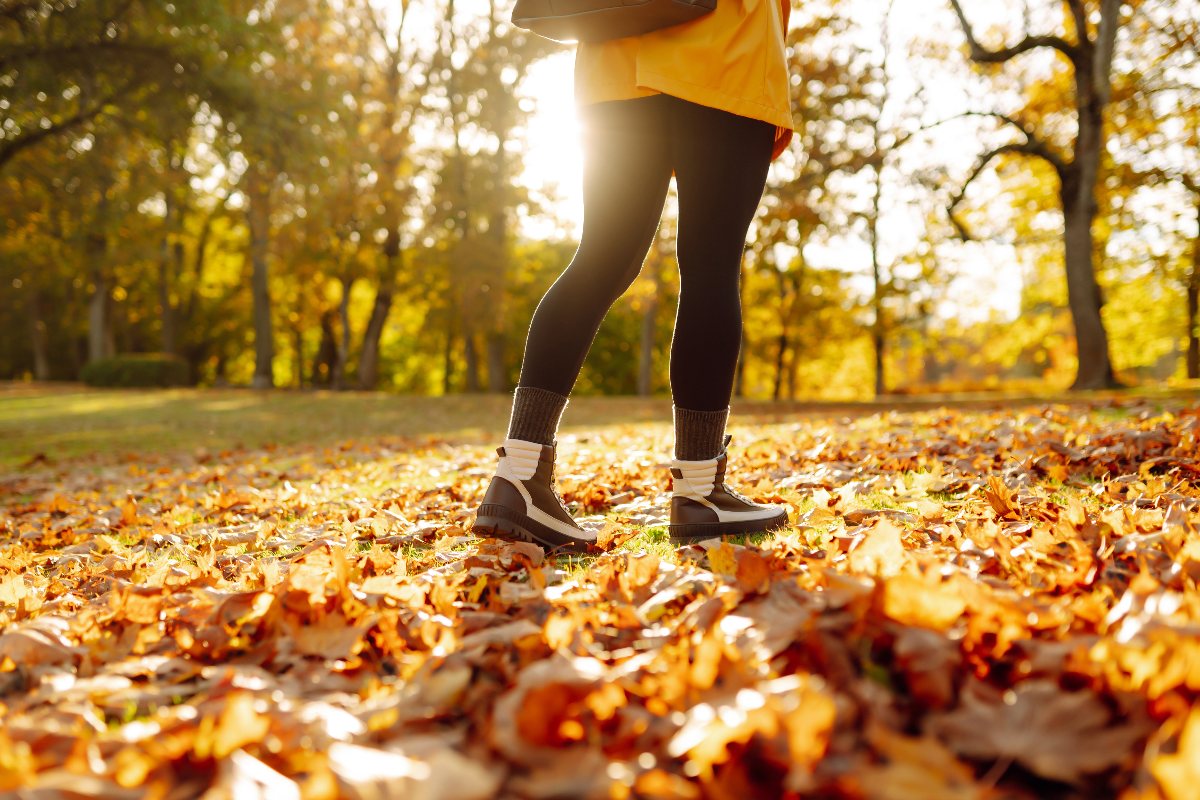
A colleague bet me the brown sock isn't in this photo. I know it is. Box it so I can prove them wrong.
[673,406,729,461]
[506,386,569,446]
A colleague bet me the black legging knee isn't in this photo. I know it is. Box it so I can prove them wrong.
[518,94,774,410]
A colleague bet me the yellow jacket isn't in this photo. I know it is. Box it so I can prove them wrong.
[574,0,795,160]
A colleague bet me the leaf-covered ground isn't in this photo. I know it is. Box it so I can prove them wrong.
[1,391,1198,799]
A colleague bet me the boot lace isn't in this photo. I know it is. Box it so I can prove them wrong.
[723,482,756,506]
[550,460,575,520]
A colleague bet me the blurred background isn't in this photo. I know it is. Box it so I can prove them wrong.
[0,0,1196,400]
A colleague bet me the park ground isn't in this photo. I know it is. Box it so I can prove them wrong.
[0,383,1198,799]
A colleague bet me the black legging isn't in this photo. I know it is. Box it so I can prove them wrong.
[518,94,774,411]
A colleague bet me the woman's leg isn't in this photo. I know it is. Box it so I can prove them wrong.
[509,96,673,444]
[668,98,774,459]
[662,99,787,543]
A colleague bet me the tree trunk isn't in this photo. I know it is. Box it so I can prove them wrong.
[87,243,112,363]
[786,335,800,401]
[334,275,354,390]
[870,162,886,398]
[482,136,513,394]
[772,268,790,402]
[1062,104,1117,390]
[86,181,112,364]
[312,309,339,387]
[638,245,663,396]
[733,260,748,398]
[464,333,482,393]
[785,249,809,402]
[782,273,806,402]
[293,323,305,388]
[1187,196,1199,380]
[442,314,456,394]
[358,284,393,390]
[158,196,179,355]
[29,286,50,380]
[246,169,275,389]
[485,333,507,393]
[360,221,402,389]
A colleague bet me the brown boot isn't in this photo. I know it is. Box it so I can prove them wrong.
[668,436,788,543]
[472,439,595,554]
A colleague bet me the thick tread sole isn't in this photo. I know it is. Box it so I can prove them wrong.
[472,503,590,554]
[668,510,789,544]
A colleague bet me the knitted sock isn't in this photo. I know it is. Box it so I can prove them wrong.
[506,386,569,446]
[673,406,729,461]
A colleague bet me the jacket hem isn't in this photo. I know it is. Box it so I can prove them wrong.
[577,71,795,159]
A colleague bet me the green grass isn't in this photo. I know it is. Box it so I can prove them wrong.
[3,381,1196,472]
[0,384,673,470]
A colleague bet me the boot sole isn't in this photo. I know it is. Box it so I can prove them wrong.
[472,504,590,554]
[668,510,789,544]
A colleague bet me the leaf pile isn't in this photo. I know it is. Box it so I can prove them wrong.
[1,399,1198,799]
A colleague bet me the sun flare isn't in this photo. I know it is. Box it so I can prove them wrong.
[518,52,586,239]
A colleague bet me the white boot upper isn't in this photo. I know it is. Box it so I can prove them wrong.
[490,438,583,539]
[669,458,719,499]
[497,438,542,481]
[670,454,782,523]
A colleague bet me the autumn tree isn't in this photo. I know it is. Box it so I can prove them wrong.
[0,0,261,174]
[1106,4,1199,379]
[753,0,898,399]
[430,0,554,392]
[947,0,1126,390]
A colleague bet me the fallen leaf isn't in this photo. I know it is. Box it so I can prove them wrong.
[928,680,1151,783]
[849,519,909,578]
[1149,707,1200,800]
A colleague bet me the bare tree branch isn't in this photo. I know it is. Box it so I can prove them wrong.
[0,40,178,72]
[896,111,1068,175]
[948,0,1079,66]
[0,84,129,171]
[1124,164,1200,197]
[1065,0,1091,46]
[948,143,1060,240]
[0,0,42,22]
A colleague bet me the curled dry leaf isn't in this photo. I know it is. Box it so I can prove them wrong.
[849,519,909,578]
[928,680,1152,783]
[490,654,607,767]
[668,675,836,793]
[0,616,80,669]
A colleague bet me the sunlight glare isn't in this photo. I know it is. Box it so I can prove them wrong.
[517,52,585,240]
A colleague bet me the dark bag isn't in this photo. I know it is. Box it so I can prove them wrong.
[511,0,716,43]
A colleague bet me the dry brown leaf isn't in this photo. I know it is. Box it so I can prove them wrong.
[849,519,909,578]
[708,541,738,576]
[1149,707,1200,800]
[200,749,301,800]
[859,722,989,800]
[735,549,771,594]
[327,742,500,800]
[490,655,606,767]
[0,617,79,669]
[881,572,967,631]
[929,680,1151,783]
